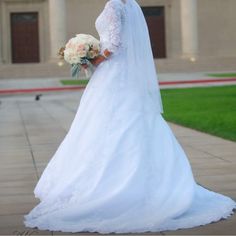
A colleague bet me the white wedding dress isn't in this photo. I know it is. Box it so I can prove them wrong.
[24,0,236,233]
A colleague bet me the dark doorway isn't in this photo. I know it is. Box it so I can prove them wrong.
[142,7,166,58]
[11,12,40,63]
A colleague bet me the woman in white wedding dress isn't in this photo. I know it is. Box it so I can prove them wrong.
[24,0,236,233]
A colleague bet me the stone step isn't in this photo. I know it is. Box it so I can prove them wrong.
[156,57,236,73]
[0,63,70,79]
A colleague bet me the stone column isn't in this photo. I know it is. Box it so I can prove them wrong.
[180,0,198,60]
[0,31,2,63]
[49,0,67,61]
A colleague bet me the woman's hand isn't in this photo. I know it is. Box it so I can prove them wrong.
[90,49,112,67]
[90,55,106,67]
[81,64,89,69]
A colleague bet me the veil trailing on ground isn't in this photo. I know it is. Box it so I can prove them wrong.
[122,0,163,113]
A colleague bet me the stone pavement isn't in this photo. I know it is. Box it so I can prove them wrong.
[0,91,236,235]
[1,72,236,94]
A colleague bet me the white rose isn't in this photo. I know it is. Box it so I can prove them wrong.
[77,50,87,58]
[70,56,81,64]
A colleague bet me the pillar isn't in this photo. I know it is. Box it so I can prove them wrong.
[180,0,198,60]
[49,0,67,61]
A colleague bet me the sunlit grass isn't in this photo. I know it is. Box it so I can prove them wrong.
[60,79,236,141]
[161,85,236,141]
[207,73,236,78]
[61,80,89,86]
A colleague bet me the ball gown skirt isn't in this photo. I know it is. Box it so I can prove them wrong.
[24,52,236,233]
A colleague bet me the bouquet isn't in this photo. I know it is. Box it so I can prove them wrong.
[59,34,101,78]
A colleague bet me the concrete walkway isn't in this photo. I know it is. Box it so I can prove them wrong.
[0,72,236,96]
[0,91,235,235]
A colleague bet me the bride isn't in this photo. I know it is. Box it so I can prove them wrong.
[24,0,236,233]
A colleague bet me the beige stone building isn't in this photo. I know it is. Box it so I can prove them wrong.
[0,0,236,72]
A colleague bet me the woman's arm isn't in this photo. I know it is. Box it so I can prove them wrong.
[89,1,124,67]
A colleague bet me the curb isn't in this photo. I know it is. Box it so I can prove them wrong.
[0,78,236,95]
[0,86,85,95]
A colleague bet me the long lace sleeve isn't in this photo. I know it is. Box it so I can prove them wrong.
[104,1,124,53]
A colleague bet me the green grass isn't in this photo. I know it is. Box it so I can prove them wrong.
[161,85,236,141]
[61,79,89,86]
[207,73,236,78]
[60,80,236,141]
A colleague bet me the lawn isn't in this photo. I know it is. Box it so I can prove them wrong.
[161,85,236,141]
[60,79,236,141]
[61,79,89,86]
[207,73,236,78]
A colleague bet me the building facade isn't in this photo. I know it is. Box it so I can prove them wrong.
[0,0,236,65]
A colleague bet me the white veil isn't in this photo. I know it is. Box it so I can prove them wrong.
[122,0,163,114]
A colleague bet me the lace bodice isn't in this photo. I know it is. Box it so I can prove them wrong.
[95,0,126,54]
